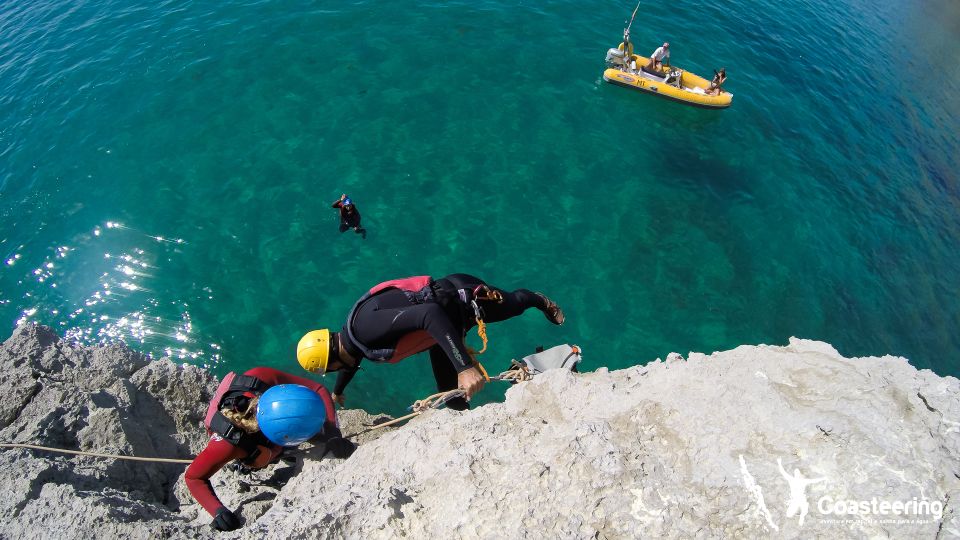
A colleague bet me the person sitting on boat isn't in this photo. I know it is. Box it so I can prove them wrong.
[646,42,670,72]
[619,28,634,58]
[707,67,727,95]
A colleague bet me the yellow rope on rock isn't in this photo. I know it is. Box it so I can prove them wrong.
[0,443,193,464]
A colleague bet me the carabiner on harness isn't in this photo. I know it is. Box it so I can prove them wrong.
[470,299,484,322]
[466,285,501,356]
[472,285,504,304]
[469,299,490,355]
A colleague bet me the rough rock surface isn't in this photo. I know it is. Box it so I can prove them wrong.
[1,325,958,539]
[0,325,390,539]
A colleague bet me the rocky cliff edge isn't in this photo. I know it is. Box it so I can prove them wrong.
[1,324,958,539]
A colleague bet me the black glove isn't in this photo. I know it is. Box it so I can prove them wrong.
[229,462,252,475]
[212,506,242,532]
[325,437,356,459]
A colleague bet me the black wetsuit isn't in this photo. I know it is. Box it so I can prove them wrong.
[332,200,362,232]
[334,274,548,408]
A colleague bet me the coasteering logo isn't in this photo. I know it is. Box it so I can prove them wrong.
[737,455,943,530]
[777,458,824,526]
[817,495,944,522]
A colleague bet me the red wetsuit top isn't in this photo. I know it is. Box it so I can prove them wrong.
[184,367,339,516]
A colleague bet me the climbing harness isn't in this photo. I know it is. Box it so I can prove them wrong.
[205,372,272,462]
[341,278,506,362]
[472,284,503,304]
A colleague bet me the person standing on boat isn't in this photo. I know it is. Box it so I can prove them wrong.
[619,28,638,72]
[619,28,634,58]
[646,42,670,72]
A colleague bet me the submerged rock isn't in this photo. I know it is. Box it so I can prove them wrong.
[0,325,957,539]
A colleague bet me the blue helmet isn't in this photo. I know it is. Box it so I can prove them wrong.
[342,197,353,206]
[256,384,327,446]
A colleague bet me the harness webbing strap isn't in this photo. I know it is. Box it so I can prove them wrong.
[208,411,267,461]
[229,375,269,394]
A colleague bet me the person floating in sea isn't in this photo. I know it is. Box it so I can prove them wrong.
[185,367,355,532]
[707,67,727,95]
[296,274,565,411]
[332,194,366,239]
[646,42,670,72]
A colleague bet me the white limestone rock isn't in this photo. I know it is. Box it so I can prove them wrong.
[0,325,957,539]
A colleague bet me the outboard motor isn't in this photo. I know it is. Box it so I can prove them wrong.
[605,47,627,68]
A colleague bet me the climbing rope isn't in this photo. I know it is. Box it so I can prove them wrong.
[344,357,536,439]
[492,361,532,383]
[342,411,422,438]
[474,318,489,354]
[343,389,466,438]
[0,443,193,464]
[410,389,467,412]
[467,285,502,356]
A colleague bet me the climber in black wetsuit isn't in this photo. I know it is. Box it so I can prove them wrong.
[296,274,564,410]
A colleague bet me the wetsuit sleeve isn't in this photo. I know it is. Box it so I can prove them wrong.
[244,367,339,428]
[185,436,247,516]
[333,368,358,396]
[332,200,343,209]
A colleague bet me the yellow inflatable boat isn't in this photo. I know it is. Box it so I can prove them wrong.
[603,47,732,109]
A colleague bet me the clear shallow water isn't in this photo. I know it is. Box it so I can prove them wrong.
[1,0,958,414]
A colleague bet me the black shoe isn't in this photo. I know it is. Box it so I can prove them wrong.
[535,293,564,325]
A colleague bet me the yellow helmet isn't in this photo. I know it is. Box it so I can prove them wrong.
[297,329,331,373]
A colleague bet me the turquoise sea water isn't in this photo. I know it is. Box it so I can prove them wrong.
[1,0,958,414]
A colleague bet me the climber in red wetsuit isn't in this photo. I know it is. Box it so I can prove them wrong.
[184,367,354,532]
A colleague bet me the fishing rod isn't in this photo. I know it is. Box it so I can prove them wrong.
[625,0,642,34]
